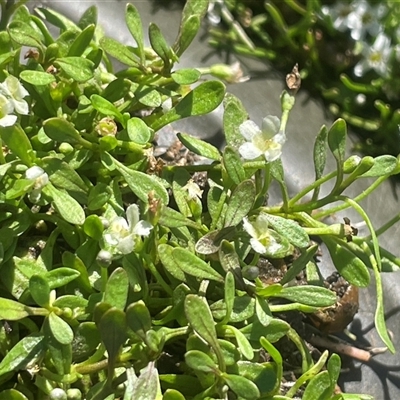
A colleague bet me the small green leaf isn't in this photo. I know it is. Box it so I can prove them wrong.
[226,325,254,361]
[0,389,29,400]
[126,3,145,64]
[78,5,97,29]
[151,81,225,132]
[0,124,33,165]
[224,180,255,227]
[171,68,201,85]
[223,146,245,185]
[29,275,50,308]
[172,248,223,282]
[98,307,127,362]
[328,119,346,189]
[135,85,162,107]
[104,267,129,310]
[173,0,209,56]
[8,20,44,49]
[0,334,44,377]
[280,245,318,285]
[129,362,160,400]
[302,371,331,400]
[211,296,254,323]
[91,94,124,122]
[149,23,174,69]
[222,373,260,400]
[126,301,152,339]
[0,297,31,321]
[185,294,220,352]
[42,183,85,225]
[223,93,248,148]
[88,183,111,210]
[313,125,328,192]
[20,70,55,85]
[327,353,341,389]
[323,236,370,287]
[158,244,186,282]
[224,272,235,322]
[52,295,88,309]
[269,285,336,307]
[162,389,186,400]
[68,24,95,57]
[110,155,169,204]
[100,36,139,67]
[55,57,94,82]
[185,350,218,373]
[34,7,80,31]
[177,132,221,161]
[159,206,202,229]
[361,155,399,177]
[43,117,83,145]
[263,213,309,248]
[127,117,151,144]
[48,264,82,290]
[48,312,74,345]
[41,157,88,201]
[83,215,104,240]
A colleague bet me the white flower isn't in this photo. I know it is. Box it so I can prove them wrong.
[322,2,354,32]
[243,214,281,255]
[25,166,49,203]
[102,204,152,255]
[0,75,29,115]
[182,179,203,200]
[0,94,16,127]
[346,0,383,40]
[354,33,391,77]
[238,115,286,162]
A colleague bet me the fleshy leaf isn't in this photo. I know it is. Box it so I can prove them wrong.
[177,132,221,161]
[150,81,225,132]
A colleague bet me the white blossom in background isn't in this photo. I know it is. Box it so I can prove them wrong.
[25,166,49,203]
[102,204,152,256]
[321,0,386,40]
[238,115,286,162]
[0,76,29,126]
[0,75,29,114]
[354,33,391,77]
[321,2,354,32]
[0,94,16,127]
[243,214,281,255]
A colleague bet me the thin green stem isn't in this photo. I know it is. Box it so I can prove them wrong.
[313,176,386,219]
[288,170,337,207]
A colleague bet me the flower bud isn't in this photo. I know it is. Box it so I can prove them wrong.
[95,117,117,137]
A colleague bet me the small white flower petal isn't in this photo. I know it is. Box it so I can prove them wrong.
[0,114,17,127]
[5,75,29,99]
[250,238,268,254]
[239,120,260,141]
[261,116,280,138]
[243,217,257,239]
[238,142,262,160]
[133,220,153,236]
[25,166,45,180]
[263,142,283,162]
[117,235,135,254]
[13,99,29,115]
[126,204,140,232]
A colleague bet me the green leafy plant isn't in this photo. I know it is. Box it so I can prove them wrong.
[0,1,398,399]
